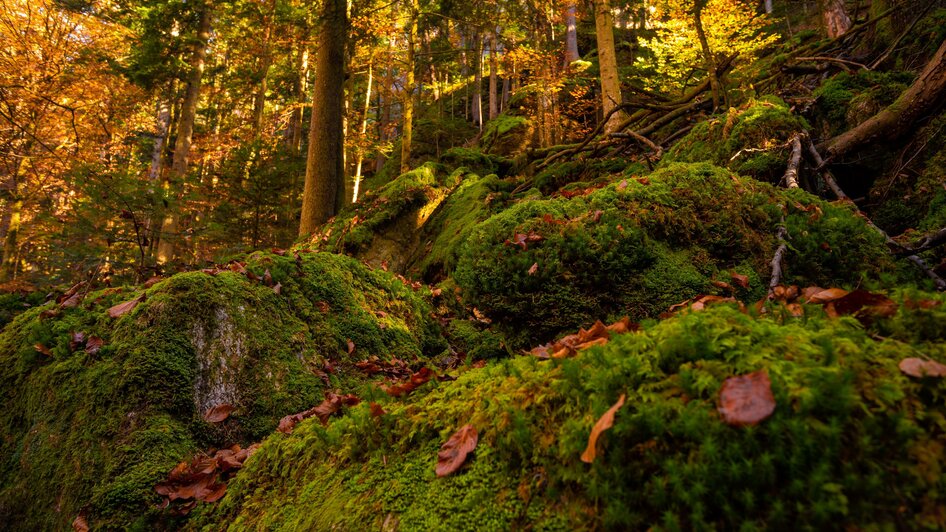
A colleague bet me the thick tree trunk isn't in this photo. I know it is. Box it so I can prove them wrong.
[821,0,852,38]
[826,38,946,160]
[489,30,499,121]
[400,0,418,174]
[0,197,21,282]
[156,4,212,265]
[593,0,626,133]
[299,0,348,236]
[564,1,580,65]
[148,97,171,182]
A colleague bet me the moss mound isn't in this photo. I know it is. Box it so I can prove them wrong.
[812,70,914,137]
[0,251,443,530]
[454,162,894,346]
[193,297,946,530]
[533,156,647,194]
[480,113,532,157]
[664,97,808,182]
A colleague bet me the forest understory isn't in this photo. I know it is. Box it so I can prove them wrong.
[3,0,946,530]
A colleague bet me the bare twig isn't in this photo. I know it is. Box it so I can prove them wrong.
[783,133,804,189]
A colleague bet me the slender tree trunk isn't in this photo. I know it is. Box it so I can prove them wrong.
[693,0,721,110]
[820,0,852,38]
[472,33,483,129]
[592,0,626,133]
[764,0,774,14]
[489,30,499,120]
[376,40,395,173]
[564,0,580,65]
[826,38,946,160]
[251,0,277,138]
[156,4,212,264]
[148,97,171,182]
[353,61,373,203]
[0,197,22,282]
[298,0,348,236]
[289,33,309,154]
[400,0,418,174]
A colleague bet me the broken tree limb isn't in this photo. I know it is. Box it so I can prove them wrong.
[608,130,663,158]
[791,56,868,72]
[824,38,946,161]
[768,219,790,298]
[806,137,946,291]
[783,133,803,189]
[539,103,632,169]
[895,226,946,256]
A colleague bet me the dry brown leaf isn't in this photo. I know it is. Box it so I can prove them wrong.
[718,370,776,427]
[107,294,145,318]
[806,288,848,304]
[581,393,626,463]
[72,515,89,532]
[85,336,105,354]
[203,404,236,423]
[731,273,750,289]
[899,358,946,378]
[435,424,479,477]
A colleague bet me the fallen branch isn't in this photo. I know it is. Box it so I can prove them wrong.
[792,56,869,71]
[783,133,804,189]
[768,219,790,298]
[608,130,663,158]
[806,137,946,290]
[895,226,946,256]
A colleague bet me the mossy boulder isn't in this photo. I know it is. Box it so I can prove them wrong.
[454,162,894,346]
[664,97,808,182]
[0,251,444,530]
[533,156,647,194]
[812,70,914,137]
[192,296,946,530]
[480,113,532,157]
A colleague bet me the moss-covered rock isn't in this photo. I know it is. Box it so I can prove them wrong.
[480,113,532,157]
[454,162,895,346]
[192,296,946,530]
[0,251,443,530]
[664,97,808,182]
[812,70,914,137]
[532,156,647,194]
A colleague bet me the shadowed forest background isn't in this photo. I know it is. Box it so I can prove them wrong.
[2,0,946,529]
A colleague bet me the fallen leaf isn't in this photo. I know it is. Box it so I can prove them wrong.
[72,515,89,532]
[316,301,330,313]
[262,269,273,287]
[347,339,355,355]
[272,282,282,295]
[203,404,236,423]
[718,370,776,427]
[108,294,145,318]
[384,367,435,397]
[899,358,946,378]
[435,424,478,477]
[34,344,52,357]
[370,402,386,417]
[144,276,163,288]
[831,290,897,320]
[592,210,604,222]
[731,273,750,289]
[581,393,626,463]
[70,331,87,351]
[85,336,104,354]
[617,179,628,190]
[528,262,539,275]
[805,288,848,304]
[431,288,442,297]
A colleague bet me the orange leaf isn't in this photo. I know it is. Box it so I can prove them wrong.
[730,273,749,289]
[581,394,626,463]
[435,424,478,477]
[718,370,776,427]
[805,288,848,304]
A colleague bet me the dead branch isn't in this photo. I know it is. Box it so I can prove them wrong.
[608,131,663,158]
[783,133,804,189]
[768,220,789,298]
[895,226,946,256]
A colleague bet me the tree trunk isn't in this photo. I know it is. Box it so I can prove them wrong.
[353,61,373,203]
[288,32,309,154]
[400,0,418,174]
[764,0,773,14]
[592,0,626,133]
[821,0,852,38]
[489,30,499,121]
[251,0,276,138]
[693,0,722,110]
[472,33,484,129]
[826,38,946,160]
[564,0,580,65]
[0,197,22,282]
[299,0,348,236]
[156,4,212,265]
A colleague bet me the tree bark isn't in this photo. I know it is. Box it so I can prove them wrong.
[564,0,580,65]
[489,30,499,121]
[693,0,722,110]
[0,197,22,282]
[288,30,309,154]
[825,38,946,160]
[820,0,852,38]
[592,0,626,133]
[472,33,484,129]
[251,0,277,138]
[400,0,418,174]
[299,0,348,236]
[353,61,373,203]
[156,4,212,265]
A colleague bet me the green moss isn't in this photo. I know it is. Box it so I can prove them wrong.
[454,163,895,346]
[480,114,532,156]
[813,71,914,136]
[0,251,443,530]
[193,298,946,530]
[533,157,646,194]
[664,98,808,182]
